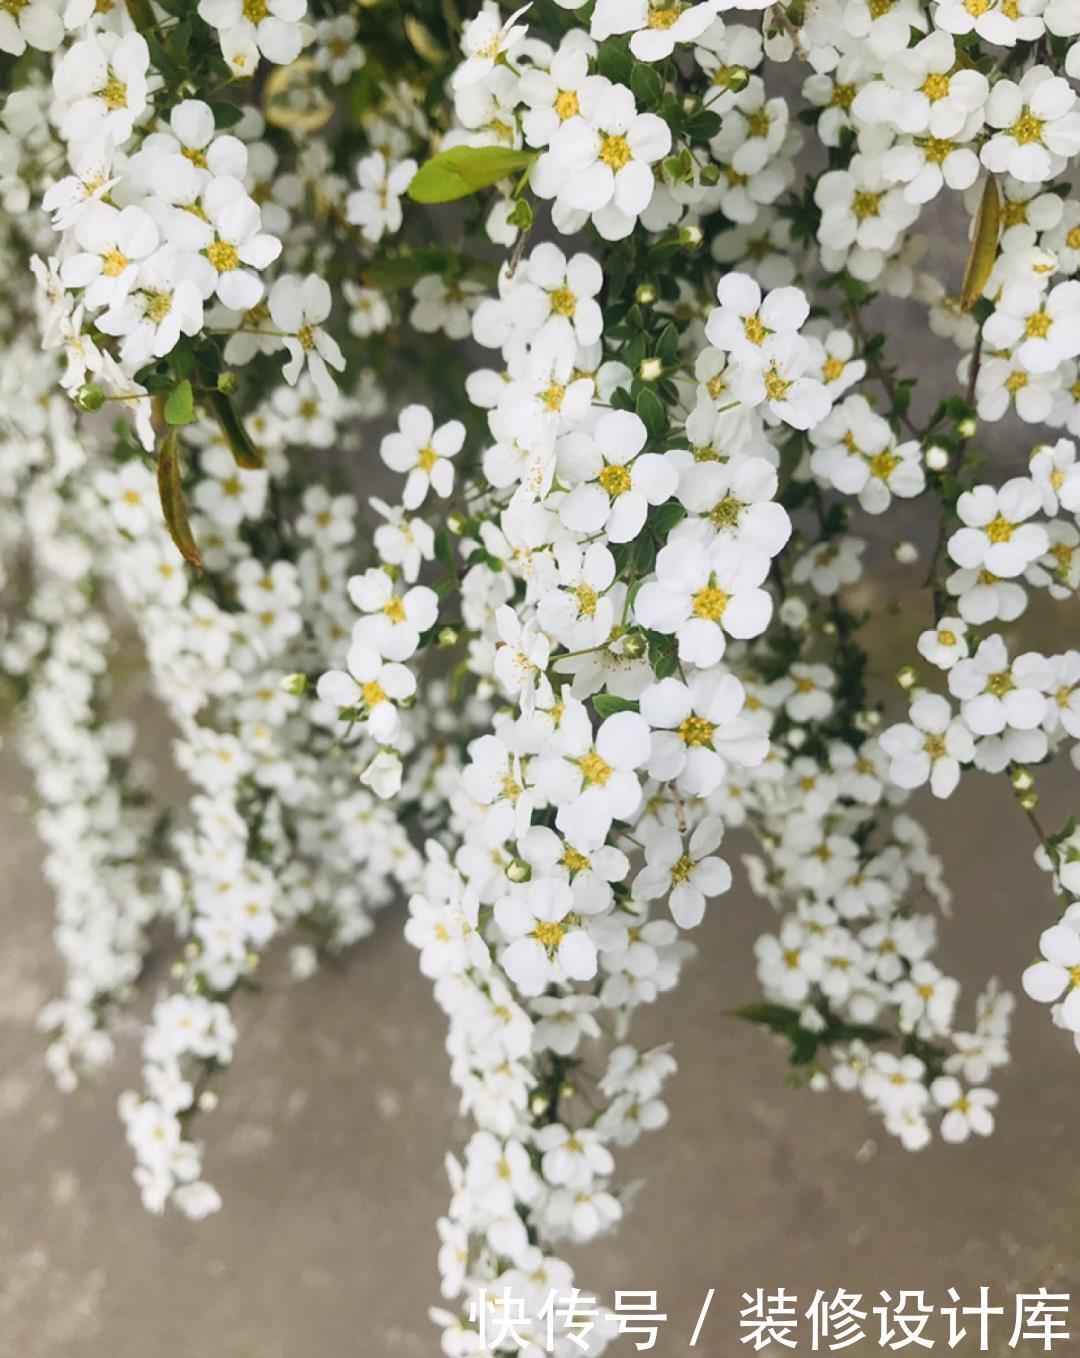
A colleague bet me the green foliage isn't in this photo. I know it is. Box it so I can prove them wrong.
[407,146,537,203]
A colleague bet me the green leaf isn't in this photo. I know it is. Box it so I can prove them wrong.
[960,173,1001,311]
[156,429,202,574]
[207,388,263,468]
[210,101,244,129]
[635,387,667,440]
[434,528,457,574]
[728,1003,801,1031]
[592,694,640,718]
[408,146,537,204]
[164,379,195,426]
[630,62,663,105]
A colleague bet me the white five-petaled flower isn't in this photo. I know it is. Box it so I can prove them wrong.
[380,404,466,510]
[269,274,345,401]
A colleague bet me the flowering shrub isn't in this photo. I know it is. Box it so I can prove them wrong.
[2,0,1080,1347]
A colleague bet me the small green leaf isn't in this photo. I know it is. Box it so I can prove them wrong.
[164,379,194,426]
[592,694,640,719]
[408,146,537,204]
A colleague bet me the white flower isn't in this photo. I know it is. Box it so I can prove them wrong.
[880,693,974,798]
[557,411,676,543]
[0,0,61,56]
[170,178,282,311]
[317,644,416,743]
[947,635,1049,736]
[196,0,306,67]
[641,672,767,796]
[348,569,439,661]
[495,879,597,995]
[930,1076,996,1143]
[983,280,1080,375]
[345,152,416,243]
[533,78,671,241]
[537,544,616,652]
[268,274,345,400]
[592,0,718,61]
[532,707,651,841]
[981,67,1080,184]
[916,617,968,671]
[60,203,158,312]
[633,536,773,668]
[634,818,731,928]
[380,405,465,510]
[705,272,808,358]
[947,479,1049,578]
[1022,918,1080,1032]
[854,32,988,140]
[53,32,150,145]
[454,2,530,91]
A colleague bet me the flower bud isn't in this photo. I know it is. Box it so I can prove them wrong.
[1019,791,1039,812]
[217,371,239,395]
[447,512,467,535]
[893,540,918,563]
[622,629,648,659]
[635,282,657,305]
[956,417,977,440]
[639,356,663,383]
[506,857,531,884]
[924,444,949,472]
[896,664,917,690]
[74,383,104,412]
[679,224,704,250]
[1010,766,1034,792]
[437,625,460,647]
[280,672,308,696]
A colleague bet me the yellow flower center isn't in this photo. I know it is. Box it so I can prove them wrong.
[743,314,767,345]
[101,71,127,110]
[763,365,790,401]
[297,322,316,351]
[182,145,208,170]
[579,751,613,786]
[600,134,632,171]
[1025,309,1052,339]
[549,285,577,317]
[361,680,386,707]
[747,108,771,139]
[937,628,956,646]
[206,239,239,273]
[542,382,565,411]
[384,596,407,623]
[853,190,882,220]
[923,733,947,758]
[822,356,846,383]
[574,584,598,617]
[648,4,680,27]
[1067,226,1080,251]
[243,0,269,18]
[554,89,580,120]
[921,72,951,102]
[1005,371,1029,393]
[921,136,954,165]
[599,462,632,497]
[102,248,130,278]
[985,515,1014,543]
[692,585,729,620]
[670,854,694,883]
[417,444,438,471]
[831,83,856,110]
[562,846,590,875]
[678,714,715,746]
[533,919,566,948]
[1011,111,1045,146]
[144,289,173,323]
[709,493,742,529]
[985,669,1015,698]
